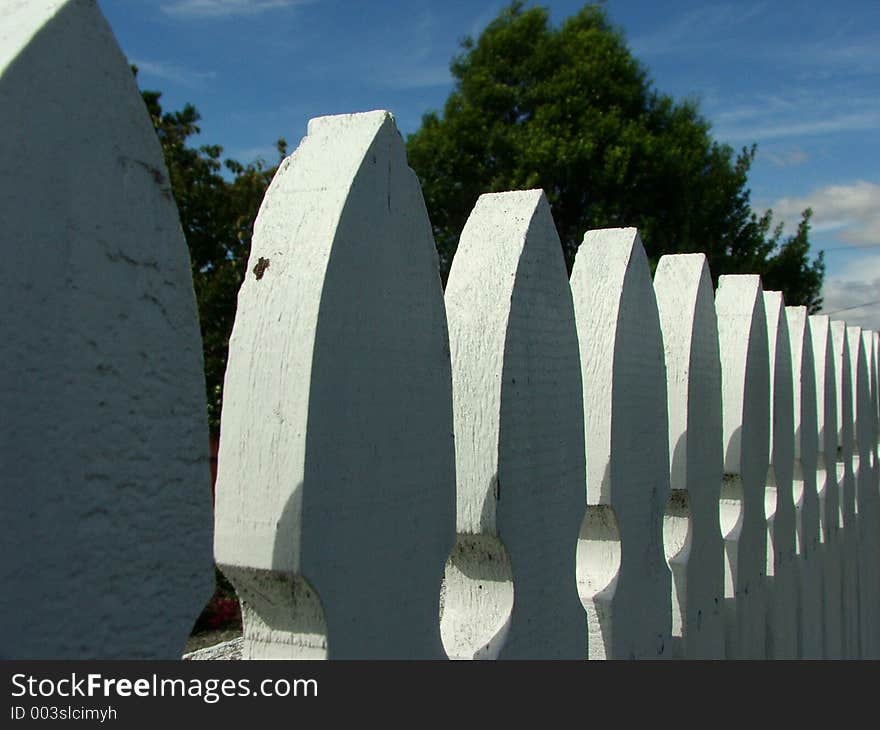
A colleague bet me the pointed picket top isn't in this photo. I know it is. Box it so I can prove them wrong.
[873,331,880,438]
[570,228,671,659]
[787,308,822,657]
[441,189,586,659]
[830,320,860,657]
[716,277,771,481]
[810,314,843,658]
[715,274,770,659]
[847,326,869,513]
[0,0,213,657]
[861,331,879,516]
[832,321,855,512]
[864,331,878,441]
[1,0,64,73]
[764,294,794,474]
[762,292,797,658]
[787,308,820,541]
[653,253,725,659]
[811,316,838,478]
[214,111,456,659]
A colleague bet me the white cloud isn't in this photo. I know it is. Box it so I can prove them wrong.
[821,255,880,331]
[716,110,880,143]
[131,58,216,88]
[771,181,880,329]
[771,181,880,247]
[160,0,310,19]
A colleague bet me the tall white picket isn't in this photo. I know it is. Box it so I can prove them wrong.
[715,275,770,659]
[809,315,842,658]
[859,330,880,659]
[213,111,456,659]
[874,331,880,421]
[850,326,879,658]
[570,228,672,659]
[441,190,586,659]
[653,254,725,659]
[787,308,822,658]
[873,331,880,464]
[866,331,880,658]
[831,321,860,657]
[0,0,214,657]
[869,331,880,485]
[762,293,798,658]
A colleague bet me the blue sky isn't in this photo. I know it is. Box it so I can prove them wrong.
[99,0,880,328]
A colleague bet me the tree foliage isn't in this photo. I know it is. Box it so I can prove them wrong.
[138,75,284,434]
[406,1,824,309]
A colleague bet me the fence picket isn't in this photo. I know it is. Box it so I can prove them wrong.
[654,254,725,659]
[831,321,860,657]
[809,314,842,658]
[0,0,214,658]
[762,294,798,659]
[570,228,672,659]
[787,308,823,657]
[850,327,879,658]
[441,190,586,659]
[715,275,770,659]
[213,111,456,659]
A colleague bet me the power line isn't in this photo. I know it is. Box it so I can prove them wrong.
[821,244,880,253]
[821,299,880,316]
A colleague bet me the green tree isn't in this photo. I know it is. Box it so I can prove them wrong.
[406,1,824,310]
[138,75,285,434]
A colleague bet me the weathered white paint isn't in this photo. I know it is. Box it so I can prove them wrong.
[441,189,586,659]
[787,308,822,658]
[762,293,798,659]
[654,254,725,659]
[809,314,842,658]
[715,275,769,659]
[849,326,879,658]
[570,228,672,659]
[0,0,214,658]
[831,321,860,657]
[213,111,456,659]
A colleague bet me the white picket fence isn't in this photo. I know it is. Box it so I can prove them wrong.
[2,0,878,660]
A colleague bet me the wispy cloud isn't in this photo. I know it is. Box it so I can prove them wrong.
[707,83,880,146]
[411,1,435,63]
[771,181,880,247]
[629,2,767,57]
[160,0,311,19]
[716,110,880,142]
[381,65,452,90]
[379,2,450,89]
[131,58,216,88]
[761,146,808,168]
